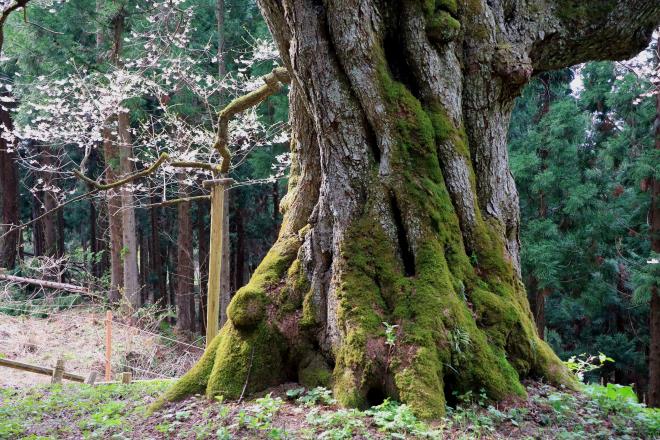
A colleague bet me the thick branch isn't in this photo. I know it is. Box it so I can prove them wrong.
[74,153,170,190]
[0,0,29,51]
[213,66,290,173]
[528,0,660,71]
[75,156,225,192]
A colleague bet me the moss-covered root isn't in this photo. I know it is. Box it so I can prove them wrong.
[534,338,578,389]
[152,234,299,412]
[148,331,224,413]
[206,322,285,399]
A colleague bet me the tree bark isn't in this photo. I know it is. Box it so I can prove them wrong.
[159,0,660,417]
[528,76,552,339]
[219,188,231,326]
[176,175,196,333]
[30,181,45,258]
[95,0,121,301]
[39,146,60,263]
[213,0,231,328]
[149,192,166,305]
[197,201,210,333]
[118,123,141,311]
[0,94,19,269]
[102,125,124,303]
[234,205,246,290]
[112,7,141,312]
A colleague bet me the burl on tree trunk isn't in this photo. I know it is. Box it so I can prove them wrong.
[156,0,660,417]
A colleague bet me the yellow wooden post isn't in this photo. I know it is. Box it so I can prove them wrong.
[51,359,64,384]
[105,310,112,381]
[203,178,234,347]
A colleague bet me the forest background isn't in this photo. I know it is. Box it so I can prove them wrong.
[0,0,657,403]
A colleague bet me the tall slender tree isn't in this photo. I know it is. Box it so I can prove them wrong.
[176,174,196,333]
[0,0,29,270]
[0,93,19,269]
[648,34,660,407]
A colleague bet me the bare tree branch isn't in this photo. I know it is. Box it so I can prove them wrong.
[213,66,290,173]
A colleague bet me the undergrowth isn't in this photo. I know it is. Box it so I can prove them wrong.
[0,380,657,439]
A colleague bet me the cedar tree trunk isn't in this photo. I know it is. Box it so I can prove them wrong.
[159,0,660,418]
[102,125,124,303]
[176,175,196,333]
[118,111,141,311]
[0,95,19,269]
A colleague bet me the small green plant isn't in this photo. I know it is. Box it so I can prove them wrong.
[285,387,306,400]
[563,352,613,382]
[383,322,398,347]
[215,426,232,439]
[237,393,283,432]
[366,399,440,438]
[452,388,489,408]
[296,387,336,406]
[306,408,366,439]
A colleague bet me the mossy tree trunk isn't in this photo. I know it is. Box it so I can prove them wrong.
[159,0,660,418]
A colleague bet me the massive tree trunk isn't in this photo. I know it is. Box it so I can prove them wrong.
[159,0,660,418]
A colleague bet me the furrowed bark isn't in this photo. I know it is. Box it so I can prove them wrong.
[158,0,660,418]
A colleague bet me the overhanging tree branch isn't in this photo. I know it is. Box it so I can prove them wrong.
[0,0,29,51]
[73,153,170,190]
[213,66,290,173]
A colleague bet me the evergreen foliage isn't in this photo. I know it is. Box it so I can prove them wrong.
[509,59,657,391]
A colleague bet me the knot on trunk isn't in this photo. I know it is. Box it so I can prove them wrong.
[227,287,267,329]
[492,44,533,97]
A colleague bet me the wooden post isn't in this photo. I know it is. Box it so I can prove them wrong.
[51,359,64,384]
[203,178,233,347]
[85,371,97,385]
[121,371,132,384]
[105,310,112,381]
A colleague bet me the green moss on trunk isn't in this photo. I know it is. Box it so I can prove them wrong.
[206,322,285,398]
[157,17,574,418]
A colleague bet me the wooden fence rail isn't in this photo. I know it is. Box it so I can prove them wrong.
[0,357,85,383]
